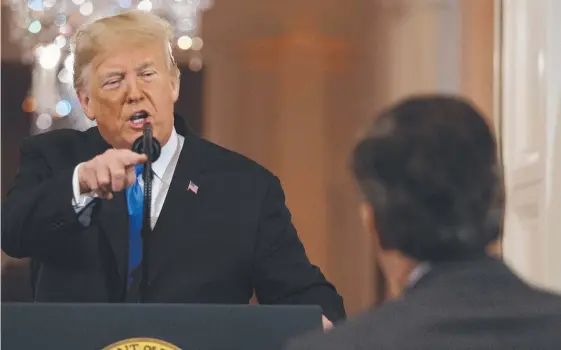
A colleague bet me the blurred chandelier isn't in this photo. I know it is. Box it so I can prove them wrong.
[7,0,213,63]
[6,0,213,133]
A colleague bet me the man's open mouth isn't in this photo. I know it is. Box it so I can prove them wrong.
[129,111,149,125]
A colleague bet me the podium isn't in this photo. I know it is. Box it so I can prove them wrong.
[2,303,322,350]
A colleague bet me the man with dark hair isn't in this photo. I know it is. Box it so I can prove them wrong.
[286,95,561,350]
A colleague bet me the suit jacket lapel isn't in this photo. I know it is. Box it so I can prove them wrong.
[98,191,129,283]
[85,128,130,286]
[148,133,204,283]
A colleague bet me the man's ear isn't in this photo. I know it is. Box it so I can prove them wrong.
[359,202,376,236]
[171,74,180,103]
[360,202,381,251]
[77,90,95,121]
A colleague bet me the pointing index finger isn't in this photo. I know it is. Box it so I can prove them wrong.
[121,150,148,166]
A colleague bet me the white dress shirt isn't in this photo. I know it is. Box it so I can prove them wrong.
[407,262,431,288]
[71,128,184,227]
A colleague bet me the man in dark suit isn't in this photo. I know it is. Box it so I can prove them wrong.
[286,96,561,349]
[1,10,345,326]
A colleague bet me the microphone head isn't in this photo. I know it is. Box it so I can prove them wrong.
[132,123,161,162]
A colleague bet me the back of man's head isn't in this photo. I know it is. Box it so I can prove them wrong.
[352,95,504,262]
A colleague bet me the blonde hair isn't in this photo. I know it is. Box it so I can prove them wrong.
[71,10,180,91]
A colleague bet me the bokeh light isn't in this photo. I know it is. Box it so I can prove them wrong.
[64,54,74,72]
[189,57,203,71]
[55,35,67,49]
[55,14,67,26]
[191,37,204,51]
[38,44,61,69]
[59,24,72,35]
[137,0,153,11]
[43,0,57,8]
[177,36,193,50]
[28,20,41,34]
[119,0,132,8]
[27,0,43,11]
[22,97,37,113]
[36,113,53,130]
[56,100,72,117]
[79,2,94,16]
[58,68,73,84]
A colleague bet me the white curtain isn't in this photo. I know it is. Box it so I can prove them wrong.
[501,0,561,293]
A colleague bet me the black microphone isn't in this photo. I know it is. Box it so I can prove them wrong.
[132,122,161,163]
[131,120,161,303]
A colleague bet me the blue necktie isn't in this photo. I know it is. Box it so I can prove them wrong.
[126,164,144,287]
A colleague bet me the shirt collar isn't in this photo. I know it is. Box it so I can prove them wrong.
[407,262,431,288]
[152,127,178,182]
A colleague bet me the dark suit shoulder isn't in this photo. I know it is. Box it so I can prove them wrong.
[20,127,110,169]
[287,271,561,350]
[519,285,561,318]
[196,137,275,180]
[529,285,561,304]
[286,305,399,350]
[21,128,90,154]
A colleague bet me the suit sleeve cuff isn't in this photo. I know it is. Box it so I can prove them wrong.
[72,163,96,210]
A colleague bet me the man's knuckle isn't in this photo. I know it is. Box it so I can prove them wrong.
[113,170,126,179]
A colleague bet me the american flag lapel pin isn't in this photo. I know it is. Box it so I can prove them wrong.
[187,181,199,194]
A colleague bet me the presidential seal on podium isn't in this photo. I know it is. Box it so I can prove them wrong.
[103,337,181,350]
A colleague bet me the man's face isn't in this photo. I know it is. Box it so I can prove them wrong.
[78,44,179,149]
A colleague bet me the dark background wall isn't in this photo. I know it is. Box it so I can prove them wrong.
[1,62,33,199]
[1,61,33,301]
